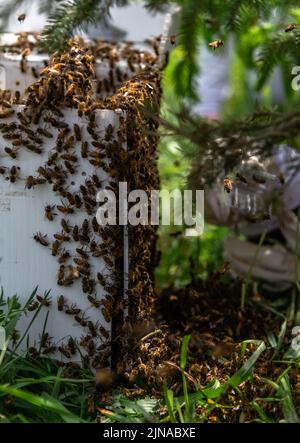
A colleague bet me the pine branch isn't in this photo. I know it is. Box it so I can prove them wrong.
[41,0,120,53]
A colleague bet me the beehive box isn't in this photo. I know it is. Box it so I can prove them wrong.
[0,40,161,369]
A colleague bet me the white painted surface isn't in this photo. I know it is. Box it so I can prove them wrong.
[0,106,126,352]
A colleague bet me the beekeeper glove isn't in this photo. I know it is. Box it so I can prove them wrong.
[223,235,300,289]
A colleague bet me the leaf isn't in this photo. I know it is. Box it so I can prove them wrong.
[277,375,300,423]
[180,335,191,370]
[229,341,266,387]
[0,385,84,423]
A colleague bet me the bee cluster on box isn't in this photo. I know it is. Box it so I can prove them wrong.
[0,33,161,372]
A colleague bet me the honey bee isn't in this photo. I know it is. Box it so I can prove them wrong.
[25,176,45,189]
[58,345,71,359]
[34,232,49,247]
[4,147,18,159]
[73,123,81,141]
[57,201,74,214]
[76,248,89,259]
[74,313,88,327]
[28,301,39,311]
[0,108,14,118]
[37,127,53,138]
[0,166,6,175]
[58,249,70,263]
[14,90,20,103]
[20,58,27,73]
[285,23,297,32]
[65,83,76,97]
[67,337,77,355]
[223,177,233,193]
[76,265,90,277]
[36,294,51,307]
[11,328,20,345]
[104,124,114,142]
[236,172,247,183]
[51,240,61,256]
[87,294,101,308]
[31,66,39,79]
[244,212,271,223]
[57,295,65,311]
[252,173,266,184]
[98,328,109,343]
[87,322,98,339]
[21,48,31,58]
[208,39,224,50]
[71,225,79,242]
[54,231,71,242]
[17,13,26,23]
[45,204,56,221]
[74,257,90,268]
[103,256,114,268]
[169,34,177,45]
[65,304,81,316]
[81,141,89,158]
[277,173,285,185]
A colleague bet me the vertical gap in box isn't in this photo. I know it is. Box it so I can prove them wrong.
[111,111,128,372]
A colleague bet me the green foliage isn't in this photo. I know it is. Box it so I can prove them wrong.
[0,291,95,423]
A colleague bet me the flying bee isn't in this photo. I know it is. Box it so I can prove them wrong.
[223,177,233,193]
[44,204,56,221]
[81,141,89,158]
[57,295,65,311]
[208,39,224,50]
[73,123,81,141]
[58,345,71,359]
[36,294,51,307]
[34,232,49,247]
[54,231,71,242]
[58,249,70,264]
[65,304,81,315]
[28,301,39,311]
[57,201,74,214]
[17,13,26,22]
[169,34,177,45]
[285,23,297,32]
[4,147,18,159]
[51,240,61,256]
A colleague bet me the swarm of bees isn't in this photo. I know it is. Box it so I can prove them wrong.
[0,39,161,371]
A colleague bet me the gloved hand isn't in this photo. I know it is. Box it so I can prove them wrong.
[278,209,300,254]
[223,234,299,290]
